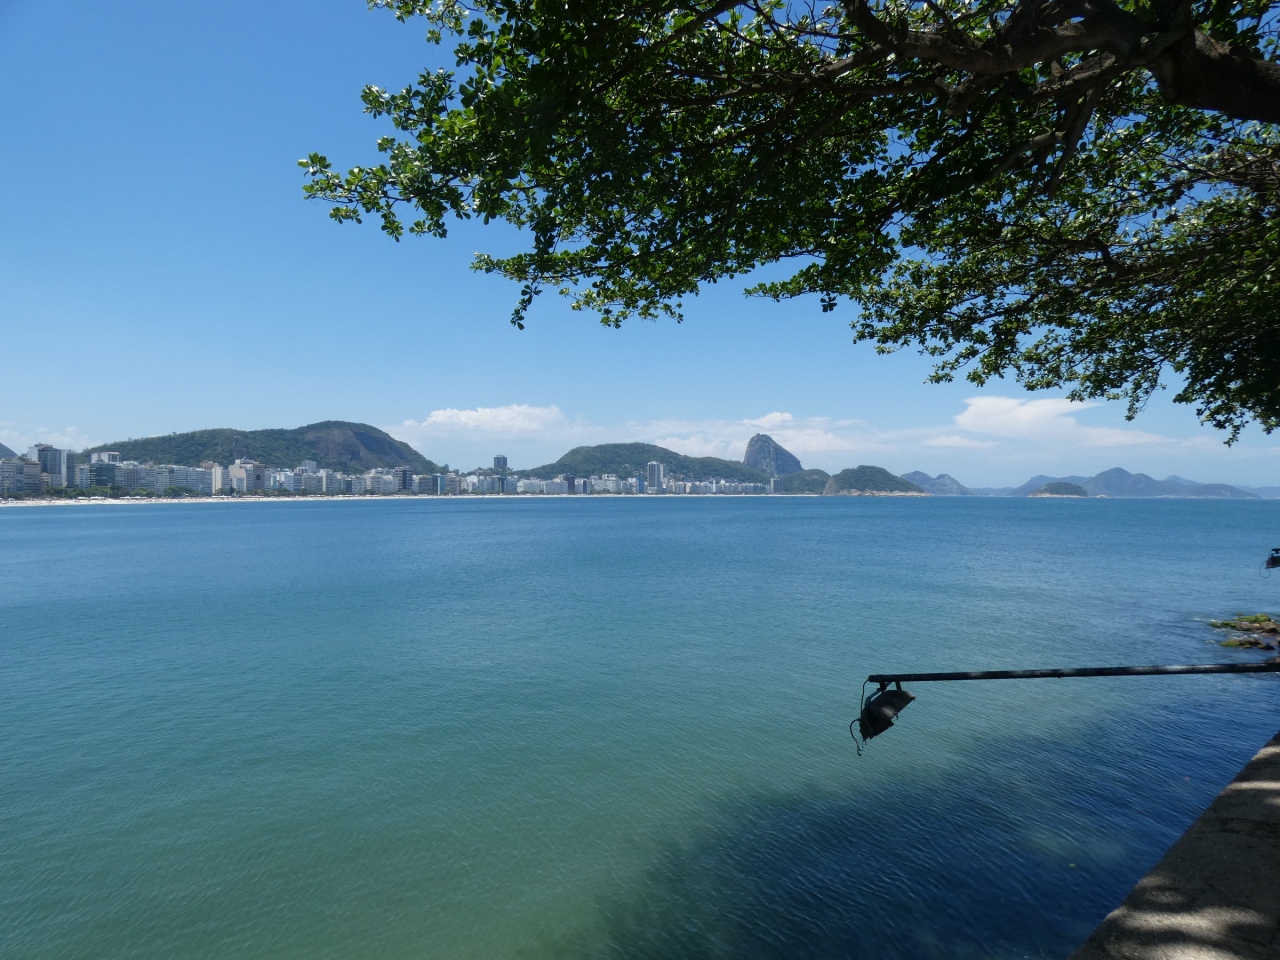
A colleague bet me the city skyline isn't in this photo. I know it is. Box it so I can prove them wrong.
[4,399,1279,490]
[4,430,1277,501]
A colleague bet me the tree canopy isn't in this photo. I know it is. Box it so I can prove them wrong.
[303,0,1280,439]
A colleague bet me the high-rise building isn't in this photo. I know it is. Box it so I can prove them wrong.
[646,461,665,492]
[493,455,508,472]
[201,463,230,493]
[90,451,121,464]
[563,474,576,494]
[393,465,413,491]
[76,461,117,489]
[1,458,43,496]
[112,463,154,494]
[27,444,74,487]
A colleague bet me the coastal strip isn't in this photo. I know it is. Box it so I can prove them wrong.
[1069,731,1280,960]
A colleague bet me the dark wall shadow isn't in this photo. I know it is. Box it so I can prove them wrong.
[1071,732,1280,959]
[544,724,1243,960]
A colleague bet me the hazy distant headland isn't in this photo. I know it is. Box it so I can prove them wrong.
[3,424,1275,500]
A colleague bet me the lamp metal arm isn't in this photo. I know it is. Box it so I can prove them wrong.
[867,662,1280,685]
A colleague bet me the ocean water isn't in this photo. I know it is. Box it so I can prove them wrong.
[2,496,1278,960]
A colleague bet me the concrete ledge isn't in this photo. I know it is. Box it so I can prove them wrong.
[1069,732,1280,960]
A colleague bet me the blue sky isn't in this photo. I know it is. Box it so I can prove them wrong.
[1,2,1277,487]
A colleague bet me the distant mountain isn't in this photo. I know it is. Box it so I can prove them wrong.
[742,434,803,476]
[1030,482,1088,497]
[824,466,926,495]
[772,469,830,493]
[0,441,15,458]
[1008,467,1256,498]
[81,421,441,474]
[1241,486,1280,499]
[901,471,972,496]
[522,443,769,483]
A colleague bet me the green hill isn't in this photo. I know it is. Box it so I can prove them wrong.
[1030,481,1088,497]
[522,443,769,483]
[0,441,15,459]
[771,469,830,493]
[823,466,926,495]
[82,421,441,474]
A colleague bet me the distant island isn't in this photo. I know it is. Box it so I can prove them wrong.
[824,466,926,496]
[1029,482,1088,498]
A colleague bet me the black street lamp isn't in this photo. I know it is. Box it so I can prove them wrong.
[855,661,1280,747]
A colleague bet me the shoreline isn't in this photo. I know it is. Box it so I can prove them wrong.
[2,492,1275,509]
[0,493,810,508]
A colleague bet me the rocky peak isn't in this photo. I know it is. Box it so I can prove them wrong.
[742,434,802,476]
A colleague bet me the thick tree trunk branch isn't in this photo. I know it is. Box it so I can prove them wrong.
[1151,33,1280,124]
[842,0,1280,123]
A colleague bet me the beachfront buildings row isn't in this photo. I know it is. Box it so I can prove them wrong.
[1,447,772,498]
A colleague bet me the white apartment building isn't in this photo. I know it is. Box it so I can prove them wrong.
[203,463,230,493]
[366,471,400,495]
[152,465,214,495]
[228,459,267,493]
[317,469,343,493]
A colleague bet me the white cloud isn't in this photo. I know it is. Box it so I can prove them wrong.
[953,396,1171,448]
[0,424,96,453]
[407,403,570,434]
[921,434,998,449]
[41,426,97,450]
[386,404,603,468]
[380,394,1244,480]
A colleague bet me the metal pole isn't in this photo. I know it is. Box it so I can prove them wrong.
[867,662,1280,684]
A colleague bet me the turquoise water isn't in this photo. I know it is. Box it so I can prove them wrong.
[3,497,1279,959]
